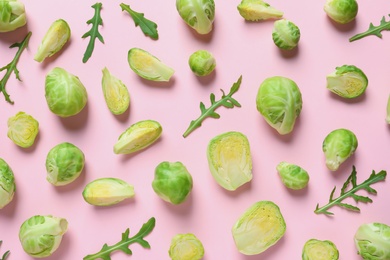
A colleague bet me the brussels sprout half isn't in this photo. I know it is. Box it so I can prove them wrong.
[272,19,300,50]
[276,162,309,190]
[176,0,215,34]
[102,67,130,115]
[7,111,39,148]
[169,233,205,260]
[302,239,339,260]
[354,222,390,260]
[188,50,216,77]
[0,0,26,32]
[0,158,15,209]
[324,0,358,24]
[237,0,283,21]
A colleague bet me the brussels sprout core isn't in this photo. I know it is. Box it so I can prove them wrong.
[176,0,215,34]
[237,0,283,21]
[7,111,39,148]
[0,0,26,32]
[302,239,339,260]
[169,233,205,260]
[324,0,358,24]
[0,158,15,209]
[272,19,300,50]
[188,50,216,76]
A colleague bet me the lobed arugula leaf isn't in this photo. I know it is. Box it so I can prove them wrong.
[0,240,10,260]
[120,3,158,39]
[349,14,390,42]
[82,2,104,63]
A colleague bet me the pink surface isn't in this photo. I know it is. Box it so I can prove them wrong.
[1,0,390,259]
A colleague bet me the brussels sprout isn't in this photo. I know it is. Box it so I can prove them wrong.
[0,158,15,209]
[188,50,216,77]
[232,201,286,255]
[169,233,204,260]
[114,120,162,155]
[45,142,85,186]
[237,0,283,21]
[302,239,339,260]
[326,65,368,99]
[272,19,300,50]
[207,131,252,191]
[45,67,88,117]
[7,111,39,148]
[276,162,309,190]
[152,161,193,205]
[82,177,135,206]
[176,0,215,35]
[34,19,71,62]
[102,67,130,115]
[256,76,303,135]
[0,0,26,32]
[324,0,358,24]
[128,48,175,82]
[322,128,357,171]
[19,215,68,258]
[354,222,390,260]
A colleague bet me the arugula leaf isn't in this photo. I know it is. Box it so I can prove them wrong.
[349,14,390,42]
[0,240,10,260]
[183,76,242,138]
[83,217,155,260]
[120,3,158,39]
[315,166,387,215]
[82,2,104,63]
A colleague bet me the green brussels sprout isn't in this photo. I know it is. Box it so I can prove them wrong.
[322,128,357,171]
[237,0,283,21]
[45,67,88,117]
[276,162,309,190]
[188,50,216,77]
[114,120,162,154]
[176,0,215,35]
[232,201,286,255]
[207,131,252,191]
[128,48,175,82]
[0,0,26,32]
[82,177,135,206]
[152,161,193,205]
[45,142,85,186]
[326,65,368,99]
[272,19,300,50]
[0,158,15,209]
[354,222,390,260]
[34,19,71,62]
[102,67,130,115]
[169,233,204,260]
[302,239,339,260]
[324,0,358,24]
[256,76,303,135]
[7,111,39,148]
[19,215,68,258]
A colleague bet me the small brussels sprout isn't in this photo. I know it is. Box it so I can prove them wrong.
[102,67,130,115]
[7,111,39,148]
[354,222,390,260]
[82,177,135,206]
[34,19,71,62]
[45,142,85,186]
[322,128,357,171]
[188,50,216,77]
[326,65,368,99]
[128,48,175,82]
[152,161,193,205]
[276,162,309,190]
[207,131,252,191]
[19,215,68,258]
[232,201,286,255]
[302,239,339,260]
[324,0,358,24]
[0,158,15,209]
[169,233,205,260]
[0,0,26,32]
[45,67,88,117]
[176,0,215,34]
[114,120,162,155]
[256,76,303,135]
[237,0,283,21]
[272,19,300,50]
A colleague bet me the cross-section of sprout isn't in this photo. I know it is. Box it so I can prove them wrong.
[176,0,215,34]
[0,158,15,209]
[0,0,26,32]
[302,239,339,260]
[324,0,358,24]
[272,19,300,50]
[354,222,390,260]
[237,0,283,21]
[169,233,204,260]
[7,111,39,148]
[276,162,309,190]
[102,67,130,115]
[188,50,216,77]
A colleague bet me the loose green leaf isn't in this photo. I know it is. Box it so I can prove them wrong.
[82,3,104,63]
[83,217,156,260]
[183,75,242,138]
[0,31,31,104]
[120,3,158,39]
[349,14,390,42]
[315,166,387,215]
[0,240,10,260]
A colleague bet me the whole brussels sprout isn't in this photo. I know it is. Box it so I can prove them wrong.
[237,0,283,21]
[276,162,309,190]
[272,19,300,50]
[0,158,15,209]
[169,233,204,260]
[188,50,216,77]
[102,67,130,115]
[0,0,26,32]
[324,0,358,24]
[176,0,215,35]
[354,222,390,260]
[7,111,39,148]
[302,239,339,260]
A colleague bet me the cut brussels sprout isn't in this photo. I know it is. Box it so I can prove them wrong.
[302,239,339,260]
[82,177,135,206]
[232,201,286,255]
[188,50,216,77]
[169,233,204,260]
[276,162,309,190]
[0,158,15,209]
[7,111,39,148]
[272,19,300,50]
[354,222,390,260]
[128,48,175,82]
[207,131,252,191]
[176,0,215,34]
[0,0,26,32]
[102,67,130,115]
[237,0,283,21]
[324,0,358,24]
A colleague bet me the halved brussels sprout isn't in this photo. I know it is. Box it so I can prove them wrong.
[237,0,283,21]
[7,111,39,148]
[276,162,309,190]
[0,158,15,209]
[324,0,358,24]
[302,239,339,260]
[102,67,130,115]
[272,19,300,50]
[176,0,215,34]
[188,50,216,77]
[169,233,204,260]
[0,0,26,32]
[354,222,390,259]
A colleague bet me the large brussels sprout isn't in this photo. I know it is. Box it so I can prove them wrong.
[169,233,204,260]
[276,162,309,190]
[102,67,130,115]
[45,142,85,186]
[176,0,215,35]
[354,222,390,260]
[188,50,216,77]
[272,19,300,50]
[45,67,88,117]
[324,0,358,24]
[19,215,68,258]
[302,239,339,260]
[237,0,283,21]
[7,111,39,148]
[256,76,303,135]
[0,158,15,209]
[232,201,286,255]
[0,0,26,32]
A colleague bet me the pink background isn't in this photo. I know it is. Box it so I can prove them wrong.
[0,0,389,259]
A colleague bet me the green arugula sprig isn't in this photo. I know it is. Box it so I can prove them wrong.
[82,3,104,63]
[183,76,242,138]
[0,241,10,260]
[120,3,158,39]
[349,14,390,42]
[0,31,31,104]
[315,166,387,215]
[83,217,155,260]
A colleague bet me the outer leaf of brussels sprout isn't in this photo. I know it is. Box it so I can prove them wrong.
[102,67,130,115]
[272,19,300,50]
[354,222,390,260]
[188,50,216,76]
[176,0,215,35]
[7,111,39,148]
[302,239,339,260]
[0,0,26,32]
[237,0,283,21]
[276,162,309,190]
[0,158,15,209]
[169,233,204,260]
[324,0,358,24]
